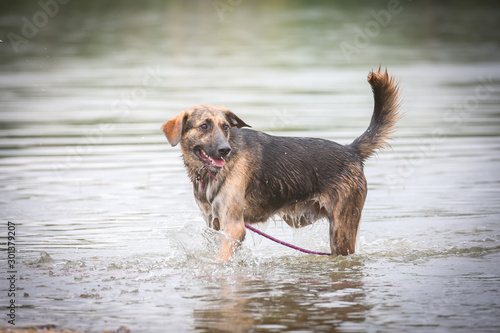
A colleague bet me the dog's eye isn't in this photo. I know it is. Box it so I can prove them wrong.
[222,124,230,131]
[199,123,209,131]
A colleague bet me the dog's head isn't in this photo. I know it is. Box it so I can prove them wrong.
[161,105,250,169]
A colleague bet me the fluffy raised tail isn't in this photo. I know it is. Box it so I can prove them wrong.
[350,68,402,161]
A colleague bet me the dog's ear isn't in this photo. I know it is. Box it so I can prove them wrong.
[161,112,187,147]
[224,110,251,129]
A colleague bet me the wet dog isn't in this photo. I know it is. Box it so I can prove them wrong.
[162,68,401,262]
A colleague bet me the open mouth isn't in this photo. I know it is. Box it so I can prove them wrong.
[196,149,226,168]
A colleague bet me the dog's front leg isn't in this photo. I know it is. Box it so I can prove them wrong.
[216,218,246,263]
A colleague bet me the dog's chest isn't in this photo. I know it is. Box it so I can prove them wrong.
[192,175,218,204]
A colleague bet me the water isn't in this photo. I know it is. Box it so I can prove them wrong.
[1,1,500,332]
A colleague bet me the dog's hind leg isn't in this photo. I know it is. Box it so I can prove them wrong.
[329,186,367,256]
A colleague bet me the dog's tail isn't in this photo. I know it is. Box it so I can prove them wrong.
[350,68,402,161]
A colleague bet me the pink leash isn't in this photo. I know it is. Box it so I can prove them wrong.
[198,166,332,256]
[244,223,332,256]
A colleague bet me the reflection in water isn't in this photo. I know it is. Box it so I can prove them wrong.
[194,281,256,332]
[193,261,368,332]
[1,1,500,332]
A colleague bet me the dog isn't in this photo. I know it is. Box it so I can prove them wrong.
[162,68,401,262]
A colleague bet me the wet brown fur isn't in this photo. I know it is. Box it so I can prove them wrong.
[162,69,401,262]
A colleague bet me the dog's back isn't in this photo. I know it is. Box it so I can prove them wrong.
[233,130,363,222]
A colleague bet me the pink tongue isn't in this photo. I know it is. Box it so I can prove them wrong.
[211,157,225,168]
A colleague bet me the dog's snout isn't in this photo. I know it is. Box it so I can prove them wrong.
[218,146,231,157]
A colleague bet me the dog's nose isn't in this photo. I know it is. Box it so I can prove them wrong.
[218,146,231,157]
